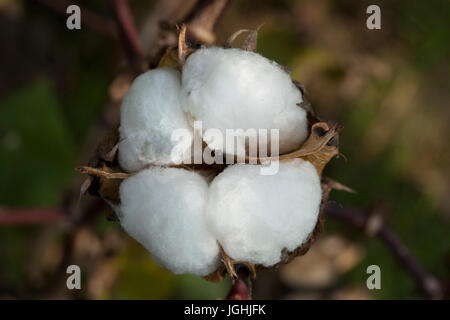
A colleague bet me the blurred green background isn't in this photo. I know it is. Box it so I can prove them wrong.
[0,0,449,299]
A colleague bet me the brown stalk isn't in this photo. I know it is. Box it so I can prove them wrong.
[109,0,145,67]
[0,207,64,225]
[324,202,448,299]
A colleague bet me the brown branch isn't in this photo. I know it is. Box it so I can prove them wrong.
[324,202,448,299]
[185,0,233,44]
[31,199,106,297]
[109,0,145,66]
[0,207,64,225]
[34,0,116,37]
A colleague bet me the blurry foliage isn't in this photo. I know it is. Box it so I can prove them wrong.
[111,243,177,299]
[174,274,231,300]
[0,0,449,299]
[0,81,74,206]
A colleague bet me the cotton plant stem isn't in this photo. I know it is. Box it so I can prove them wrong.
[0,207,64,225]
[324,202,448,299]
[110,0,145,66]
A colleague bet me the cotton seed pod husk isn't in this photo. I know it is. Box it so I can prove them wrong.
[77,26,345,282]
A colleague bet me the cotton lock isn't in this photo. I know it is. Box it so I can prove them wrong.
[181,46,308,155]
[118,67,193,172]
[206,159,322,266]
[119,167,220,276]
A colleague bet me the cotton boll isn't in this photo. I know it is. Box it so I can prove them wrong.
[207,159,322,267]
[181,47,308,156]
[119,167,220,276]
[119,67,193,172]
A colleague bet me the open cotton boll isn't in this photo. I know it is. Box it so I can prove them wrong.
[119,167,220,276]
[207,159,322,267]
[119,67,193,172]
[181,47,308,156]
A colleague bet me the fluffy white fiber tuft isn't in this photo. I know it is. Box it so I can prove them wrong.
[118,67,192,172]
[181,47,308,156]
[206,159,322,267]
[119,167,220,276]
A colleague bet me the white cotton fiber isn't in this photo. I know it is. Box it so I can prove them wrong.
[206,159,322,267]
[181,47,308,156]
[118,167,220,276]
[118,67,192,172]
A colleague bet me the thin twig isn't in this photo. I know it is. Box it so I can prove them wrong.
[33,199,105,297]
[109,0,145,66]
[324,202,447,299]
[0,207,64,225]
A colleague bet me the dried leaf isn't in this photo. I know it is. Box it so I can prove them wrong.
[300,124,342,175]
[202,267,225,283]
[98,175,122,204]
[321,177,355,217]
[76,166,131,179]
[76,126,125,217]
[242,24,264,52]
[246,122,341,174]
[220,245,237,279]
[281,122,339,159]
[297,101,314,114]
[322,177,355,194]
[281,65,293,74]
[79,176,93,198]
[224,29,250,48]
[177,24,194,65]
[158,47,180,69]
[104,143,119,163]
[186,0,230,45]
[293,80,307,95]
[218,245,256,281]
[89,127,120,166]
